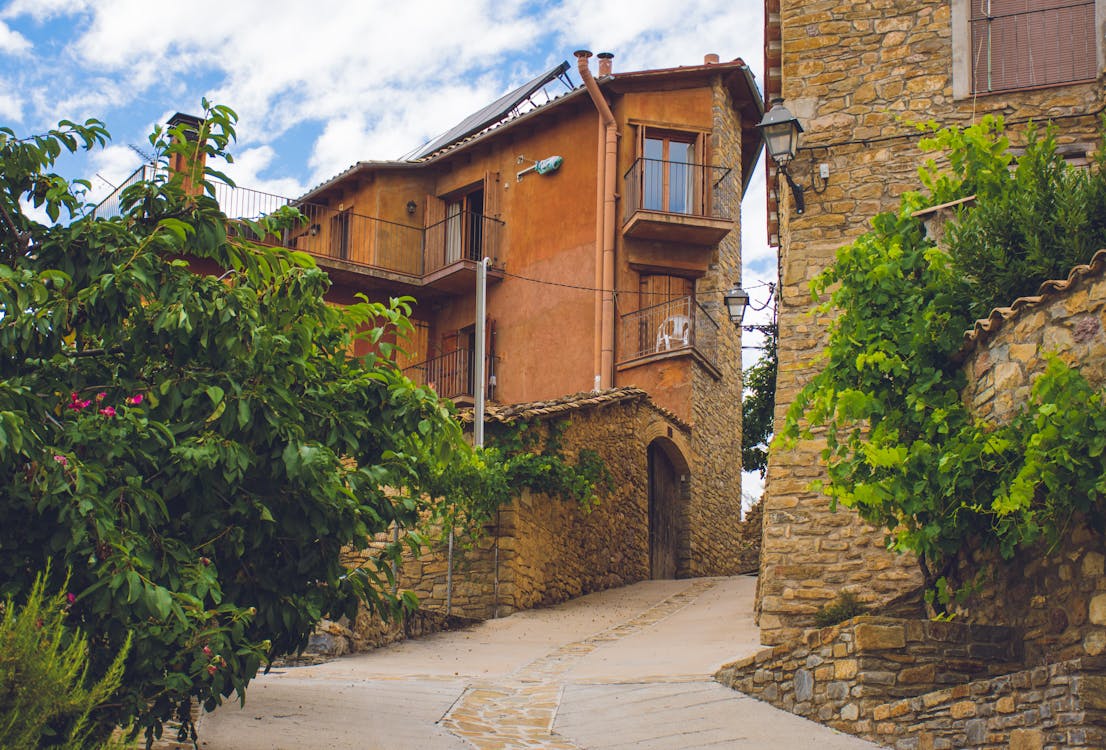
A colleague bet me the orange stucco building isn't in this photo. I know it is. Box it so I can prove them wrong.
[143,52,765,579]
[288,52,764,577]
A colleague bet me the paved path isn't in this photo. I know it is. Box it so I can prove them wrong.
[197,577,881,749]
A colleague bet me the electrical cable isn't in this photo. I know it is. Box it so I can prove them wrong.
[495,268,775,298]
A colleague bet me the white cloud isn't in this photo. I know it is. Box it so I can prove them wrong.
[0,88,22,121]
[0,20,30,54]
[2,0,90,21]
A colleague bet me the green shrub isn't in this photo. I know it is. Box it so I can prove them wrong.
[0,569,130,749]
[813,591,868,628]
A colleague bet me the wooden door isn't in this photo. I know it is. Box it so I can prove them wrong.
[648,441,680,579]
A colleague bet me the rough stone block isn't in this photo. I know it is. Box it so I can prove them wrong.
[835,659,859,679]
[855,622,907,651]
[949,700,977,719]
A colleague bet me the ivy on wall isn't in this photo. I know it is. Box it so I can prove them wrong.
[428,417,613,537]
[782,116,1106,610]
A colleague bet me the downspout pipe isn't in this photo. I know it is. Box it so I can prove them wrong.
[575,50,618,390]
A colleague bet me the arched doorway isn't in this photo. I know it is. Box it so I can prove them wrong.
[647,439,688,579]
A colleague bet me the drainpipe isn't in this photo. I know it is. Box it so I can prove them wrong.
[575,50,618,390]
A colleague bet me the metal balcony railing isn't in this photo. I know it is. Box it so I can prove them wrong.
[403,349,489,401]
[970,0,1096,93]
[622,158,732,223]
[618,295,721,366]
[424,210,504,275]
[90,164,157,220]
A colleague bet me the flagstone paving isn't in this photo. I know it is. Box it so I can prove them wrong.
[197,577,881,749]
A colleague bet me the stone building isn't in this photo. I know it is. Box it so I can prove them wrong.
[759,0,1106,644]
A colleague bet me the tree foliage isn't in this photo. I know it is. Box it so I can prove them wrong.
[783,116,1106,608]
[742,324,777,477]
[0,103,468,742]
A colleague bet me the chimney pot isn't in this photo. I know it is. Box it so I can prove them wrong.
[597,52,614,76]
[704,53,720,65]
[574,49,593,60]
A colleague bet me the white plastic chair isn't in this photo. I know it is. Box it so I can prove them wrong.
[656,315,690,351]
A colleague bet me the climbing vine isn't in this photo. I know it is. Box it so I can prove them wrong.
[428,417,613,536]
[783,116,1106,609]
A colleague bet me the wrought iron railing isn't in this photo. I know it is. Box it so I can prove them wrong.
[424,210,504,275]
[403,349,489,400]
[91,164,157,220]
[618,295,720,366]
[622,158,732,223]
[970,0,1096,93]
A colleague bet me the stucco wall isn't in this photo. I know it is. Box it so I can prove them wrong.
[761,0,1106,644]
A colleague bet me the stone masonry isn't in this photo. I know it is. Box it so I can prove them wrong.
[761,0,1106,644]
[686,77,748,577]
[337,386,753,651]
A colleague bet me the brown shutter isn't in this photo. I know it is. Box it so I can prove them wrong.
[483,171,502,263]
[424,194,446,274]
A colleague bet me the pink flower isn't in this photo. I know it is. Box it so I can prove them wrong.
[53,454,68,466]
[126,394,144,405]
[99,406,116,418]
[66,592,76,604]
[202,645,212,656]
[67,393,91,411]
[96,392,106,402]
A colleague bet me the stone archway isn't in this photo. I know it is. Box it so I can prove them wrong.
[647,438,690,579]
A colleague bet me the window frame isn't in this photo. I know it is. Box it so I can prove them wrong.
[951,0,1104,99]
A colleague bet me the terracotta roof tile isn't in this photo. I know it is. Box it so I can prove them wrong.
[457,387,691,432]
[959,248,1106,357]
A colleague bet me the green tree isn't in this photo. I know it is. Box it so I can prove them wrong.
[742,324,777,477]
[0,104,467,742]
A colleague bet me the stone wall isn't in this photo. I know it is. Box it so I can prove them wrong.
[339,389,701,649]
[950,251,1106,666]
[715,615,1021,732]
[761,0,1106,644]
[962,250,1106,424]
[872,658,1106,750]
[684,77,748,577]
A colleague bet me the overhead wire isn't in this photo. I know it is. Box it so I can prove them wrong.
[495,267,775,298]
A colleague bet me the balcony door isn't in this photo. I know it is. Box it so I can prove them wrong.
[443,188,485,264]
[643,133,697,215]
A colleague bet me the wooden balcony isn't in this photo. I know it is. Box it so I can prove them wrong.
[621,158,734,247]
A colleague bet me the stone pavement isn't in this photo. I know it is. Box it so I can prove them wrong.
[197,576,881,749]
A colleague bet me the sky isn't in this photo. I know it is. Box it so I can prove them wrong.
[1,0,773,503]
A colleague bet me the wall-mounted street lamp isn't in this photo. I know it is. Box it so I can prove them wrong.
[724,286,751,326]
[757,98,806,215]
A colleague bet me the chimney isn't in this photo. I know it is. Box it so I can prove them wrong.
[166,112,207,196]
[704,53,720,65]
[597,52,614,77]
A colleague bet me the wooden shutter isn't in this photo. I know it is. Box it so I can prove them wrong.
[424,194,446,273]
[970,0,1095,93]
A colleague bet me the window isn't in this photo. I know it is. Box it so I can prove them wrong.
[641,132,699,214]
[954,0,1099,96]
